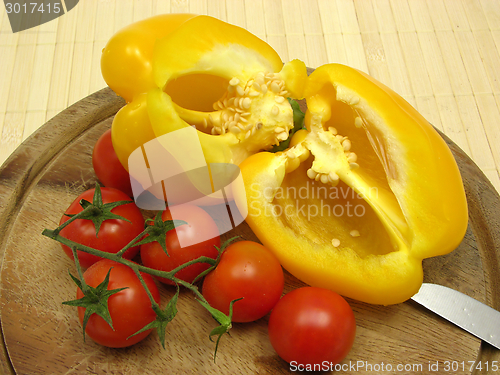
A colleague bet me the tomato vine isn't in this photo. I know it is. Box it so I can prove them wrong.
[42,184,238,360]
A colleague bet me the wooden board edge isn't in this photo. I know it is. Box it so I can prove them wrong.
[0,88,125,374]
[0,88,124,263]
[445,140,500,372]
[0,85,499,373]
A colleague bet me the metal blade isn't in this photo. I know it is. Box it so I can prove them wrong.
[411,283,500,349]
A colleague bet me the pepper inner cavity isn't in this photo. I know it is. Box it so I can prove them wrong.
[167,71,294,147]
[164,73,228,112]
[271,158,397,258]
[318,84,409,241]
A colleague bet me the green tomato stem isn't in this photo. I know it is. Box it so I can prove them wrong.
[115,230,147,257]
[42,196,233,356]
[41,228,211,304]
[131,267,162,312]
[52,204,96,236]
[70,246,89,294]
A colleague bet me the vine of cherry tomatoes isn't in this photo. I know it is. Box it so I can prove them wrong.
[56,128,356,364]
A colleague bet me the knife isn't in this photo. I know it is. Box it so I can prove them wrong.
[411,283,500,349]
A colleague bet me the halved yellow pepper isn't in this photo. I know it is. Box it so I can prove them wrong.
[147,15,307,166]
[235,63,468,305]
[101,14,307,170]
[102,16,468,305]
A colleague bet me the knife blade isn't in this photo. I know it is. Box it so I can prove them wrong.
[411,283,500,349]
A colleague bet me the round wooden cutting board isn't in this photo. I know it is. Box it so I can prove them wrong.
[0,88,499,375]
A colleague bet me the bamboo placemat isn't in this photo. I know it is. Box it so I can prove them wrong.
[0,0,499,193]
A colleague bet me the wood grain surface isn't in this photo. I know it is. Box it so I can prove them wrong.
[0,86,499,374]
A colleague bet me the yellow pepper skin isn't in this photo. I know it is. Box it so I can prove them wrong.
[101,13,196,103]
[236,63,468,305]
[101,13,197,170]
[110,93,156,170]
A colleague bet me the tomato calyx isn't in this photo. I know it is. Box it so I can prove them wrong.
[43,187,242,358]
[129,285,180,349]
[197,297,243,362]
[62,248,128,341]
[191,236,238,284]
[133,211,187,256]
[58,184,133,237]
[194,236,242,361]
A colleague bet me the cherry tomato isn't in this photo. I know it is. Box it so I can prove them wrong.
[201,241,284,323]
[59,188,145,268]
[268,287,356,367]
[92,129,133,197]
[76,259,160,348]
[140,204,220,285]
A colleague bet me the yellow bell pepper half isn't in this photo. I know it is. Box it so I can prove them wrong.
[102,14,308,171]
[235,63,468,305]
[102,15,468,305]
[148,15,307,166]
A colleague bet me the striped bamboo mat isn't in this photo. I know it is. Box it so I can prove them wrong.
[0,0,499,193]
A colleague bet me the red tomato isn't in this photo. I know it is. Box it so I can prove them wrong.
[77,259,160,348]
[201,241,284,323]
[268,287,356,367]
[140,204,220,285]
[59,188,145,268]
[92,129,133,197]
